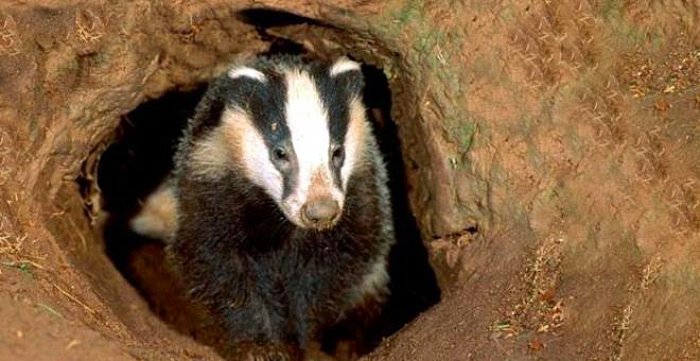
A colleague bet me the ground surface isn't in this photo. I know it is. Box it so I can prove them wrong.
[0,0,699,360]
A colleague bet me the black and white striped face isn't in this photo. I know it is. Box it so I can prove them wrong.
[190,56,371,230]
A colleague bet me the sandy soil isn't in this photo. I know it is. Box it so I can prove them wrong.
[0,0,698,360]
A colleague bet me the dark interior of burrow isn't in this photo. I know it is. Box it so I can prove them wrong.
[92,34,440,359]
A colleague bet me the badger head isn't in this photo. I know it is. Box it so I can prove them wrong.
[187,56,372,231]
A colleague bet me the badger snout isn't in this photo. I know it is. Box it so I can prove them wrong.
[301,198,341,229]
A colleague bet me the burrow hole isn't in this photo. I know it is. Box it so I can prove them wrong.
[88,9,440,360]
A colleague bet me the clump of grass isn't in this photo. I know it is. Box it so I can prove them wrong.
[1,217,98,318]
[610,257,666,360]
[491,235,566,339]
[0,260,35,275]
[610,304,633,361]
[0,217,45,272]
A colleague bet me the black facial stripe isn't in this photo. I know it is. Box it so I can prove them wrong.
[312,63,364,189]
[278,151,298,200]
[313,67,350,144]
[235,68,298,200]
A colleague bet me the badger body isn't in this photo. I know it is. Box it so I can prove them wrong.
[163,55,395,358]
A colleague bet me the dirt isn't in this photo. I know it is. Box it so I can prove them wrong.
[0,0,699,361]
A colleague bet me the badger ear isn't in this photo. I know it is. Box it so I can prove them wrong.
[228,66,267,82]
[330,56,361,76]
[329,56,365,94]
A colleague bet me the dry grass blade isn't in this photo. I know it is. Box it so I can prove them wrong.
[0,218,46,270]
[52,283,97,315]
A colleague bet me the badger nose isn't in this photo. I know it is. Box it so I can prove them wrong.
[302,199,340,227]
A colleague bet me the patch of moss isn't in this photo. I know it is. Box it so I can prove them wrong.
[367,0,476,166]
[598,1,659,50]
[394,0,422,26]
[455,120,476,152]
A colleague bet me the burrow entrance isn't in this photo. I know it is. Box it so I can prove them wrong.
[80,9,441,360]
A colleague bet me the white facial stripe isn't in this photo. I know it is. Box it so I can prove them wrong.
[329,57,361,76]
[284,69,333,196]
[189,107,284,202]
[228,66,267,82]
[221,108,283,201]
[282,69,346,226]
[341,97,369,190]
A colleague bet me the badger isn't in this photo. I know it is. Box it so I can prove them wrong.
[129,176,178,242]
[130,55,395,360]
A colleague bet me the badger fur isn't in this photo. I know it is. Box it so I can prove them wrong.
[132,55,396,359]
[129,176,178,242]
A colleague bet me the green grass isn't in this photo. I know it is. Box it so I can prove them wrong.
[393,0,423,26]
[0,260,34,276]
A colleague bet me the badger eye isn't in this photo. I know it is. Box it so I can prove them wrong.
[273,148,288,162]
[331,146,344,167]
